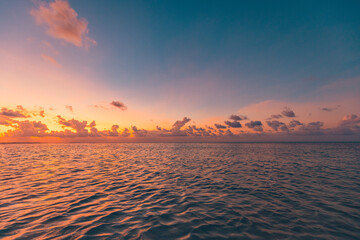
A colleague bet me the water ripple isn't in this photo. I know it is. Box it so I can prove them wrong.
[0,143,359,239]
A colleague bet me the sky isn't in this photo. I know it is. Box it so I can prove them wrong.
[0,0,359,142]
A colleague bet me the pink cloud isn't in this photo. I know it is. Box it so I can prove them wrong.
[41,54,61,67]
[65,105,73,112]
[30,0,96,48]
[1,105,360,142]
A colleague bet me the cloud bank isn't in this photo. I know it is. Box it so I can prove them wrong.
[1,106,360,142]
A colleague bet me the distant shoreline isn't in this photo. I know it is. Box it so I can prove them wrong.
[1,141,359,144]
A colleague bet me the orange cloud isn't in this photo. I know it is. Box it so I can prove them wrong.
[1,106,360,142]
[4,120,49,137]
[30,0,96,48]
[41,54,61,67]
[65,105,73,112]
[0,106,28,118]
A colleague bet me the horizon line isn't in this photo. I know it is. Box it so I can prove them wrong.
[1,141,359,144]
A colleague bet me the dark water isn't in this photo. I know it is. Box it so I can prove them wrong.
[0,143,359,240]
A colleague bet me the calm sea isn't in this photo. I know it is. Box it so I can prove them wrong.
[0,143,359,239]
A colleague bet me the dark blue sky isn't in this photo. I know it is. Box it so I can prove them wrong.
[64,0,360,109]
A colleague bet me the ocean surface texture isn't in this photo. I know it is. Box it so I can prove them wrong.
[0,143,359,239]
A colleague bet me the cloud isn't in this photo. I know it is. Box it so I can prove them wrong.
[121,128,131,137]
[93,105,109,110]
[330,114,360,135]
[339,114,360,125]
[245,121,263,132]
[266,120,288,132]
[30,0,96,48]
[110,101,127,111]
[57,115,88,136]
[65,105,73,112]
[321,106,338,112]
[41,54,61,67]
[171,117,191,135]
[282,107,296,117]
[132,126,148,137]
[206,125,214,130]
[229,114,244,121]
[185,125,213,137]
[110,125,119,136]
[87,121,100,136]
[50,116,122,138]
[4,120,49,137]
[3,115,135,139]
[157,117,192,137]
[0,118,12,126]
[223,113,246,128]
[288,120,303,128]
[225,129,234,136]
[224,121,242,128]
[1,102,359,141]
[299,121,324,135]
[0,107,28,118]
[101,124,120,137]
[267,114,283,120]
[337,114,360,129]
[214,123,227,129]
[41,40,59,55]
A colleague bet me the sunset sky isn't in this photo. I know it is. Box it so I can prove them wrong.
[0,0,359,142]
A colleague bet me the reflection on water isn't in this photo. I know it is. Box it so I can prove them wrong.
[0,143,359,239]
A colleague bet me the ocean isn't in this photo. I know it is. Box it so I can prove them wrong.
[0,143,359,239]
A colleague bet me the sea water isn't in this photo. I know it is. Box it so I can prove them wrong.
[0,143,359,239]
